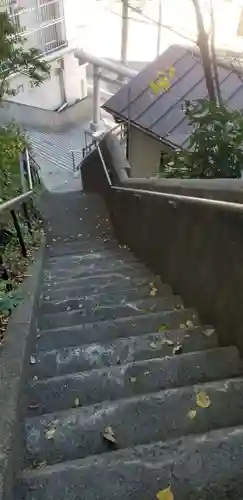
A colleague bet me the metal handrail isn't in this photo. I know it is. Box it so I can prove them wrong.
[0,191,33,215]
[97,142,243,214]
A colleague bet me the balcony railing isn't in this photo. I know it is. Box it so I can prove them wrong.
[8,0,67,55]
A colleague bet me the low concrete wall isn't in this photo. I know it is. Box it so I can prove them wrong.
[0,92,108,132]
[81,134,243,354]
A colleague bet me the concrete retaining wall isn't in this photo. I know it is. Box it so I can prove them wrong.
[81,133,243,354]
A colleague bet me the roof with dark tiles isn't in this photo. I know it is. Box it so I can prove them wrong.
[102,45,243,149]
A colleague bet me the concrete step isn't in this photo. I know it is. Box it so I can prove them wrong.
[42,269,154,293]
[39,296,183,331]
[46,240,127,258]
[40,283,173,315]
[40,275,167,302]
[36,309,199,351]
[17,425,243,500]
[27,346,243,414]
[44,250,138,271]
[31,326,218,380]
[24,377,243,466]
[43,261,151,284]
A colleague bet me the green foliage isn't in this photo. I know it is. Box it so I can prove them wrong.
[0,123,29,201]
[162,100,243,179]
[0,280,22,315]
[0,11,50,100]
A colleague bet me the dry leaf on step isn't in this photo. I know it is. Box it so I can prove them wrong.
[45,428,56,440]
[172,345,182,355]
[187,409,197,420]
[103,425,117,444]
[196,391,211,408]
[149,342,157,349]
[186,320,194,328]
[28,403,41,410]
[203,327,215,337]
[156,486,174,500]
[74,397,80,407]
[158,324,169,332]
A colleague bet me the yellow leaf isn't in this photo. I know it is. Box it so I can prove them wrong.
[168,66,176,78]
[149,80,161,94]
[187,409,197,420]
[130,377,137,383]
[196,391,211,408]
[158,76,170,91]
[158,324,168,332]
[156,486,174,500]
[150,287,158,297]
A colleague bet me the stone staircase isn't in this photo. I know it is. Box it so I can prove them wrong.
[16,190,243,500]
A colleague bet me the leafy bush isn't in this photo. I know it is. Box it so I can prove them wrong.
[0,280,22,315]
[0,123,29,201]
[162,100,243,179]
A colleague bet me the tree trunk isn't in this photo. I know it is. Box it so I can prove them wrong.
[191,0,217,103]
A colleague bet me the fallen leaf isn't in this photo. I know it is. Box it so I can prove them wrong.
[203,327,215,337]
[74,397,80,407]
[187,409,197,420]
[28,403,41,410]
[173,345,182,355]
[158,324,169,332]
[103,425,117,444]
[150,288,158,297]
[179,323,186,329]
[45,428,56,440]
[196,390,211,408]
[186,320,194,328]
[127,303,141,311]
[156,486,174,500]
[130,377,137,383]
[164,339,174,346]
[150,342,157,349]
[30,355,36,365]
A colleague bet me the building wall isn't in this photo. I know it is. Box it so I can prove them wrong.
[4,0,88,110]
[8,52,87,110]
[129,126,165,178]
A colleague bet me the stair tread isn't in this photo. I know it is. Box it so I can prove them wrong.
[36,309,199,351]
[27,346,243,413]
[24,377,243,465]
[40,283,173,314]
[42,268,154,291]
[40,279,170,302]
[18,425,243,500]
[32,326,218,379]
[39,296,183,330]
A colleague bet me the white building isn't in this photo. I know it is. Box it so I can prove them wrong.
[2,0,88,110]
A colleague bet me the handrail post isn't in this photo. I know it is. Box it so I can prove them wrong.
[10,210,27,257]
[71,151,75,172]
[25,148,33,191]
[22,202,32,235]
